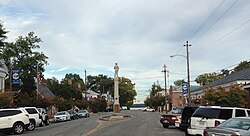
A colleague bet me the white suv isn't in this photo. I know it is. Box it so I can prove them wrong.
[0,108,30,134]
[187,106,250,136]
[20,107,42,131]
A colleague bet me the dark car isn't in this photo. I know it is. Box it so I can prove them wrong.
[160,107,183,128]
[68,110,79,120]
[179,105,199,133]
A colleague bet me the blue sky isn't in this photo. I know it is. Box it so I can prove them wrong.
[1,0,250,103]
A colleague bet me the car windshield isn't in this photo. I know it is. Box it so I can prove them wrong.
[171,108,183,114]
[219,118,250,130]
[55,112,66,115]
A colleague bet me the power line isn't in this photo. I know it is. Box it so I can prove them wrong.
[192,19,250,52]
[189,0,226,41]
[193,0,239,44]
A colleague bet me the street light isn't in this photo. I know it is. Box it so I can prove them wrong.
[170,41,191,104]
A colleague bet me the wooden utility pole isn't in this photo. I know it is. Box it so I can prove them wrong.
[85,69,87,99]
[162,64,168,113]
[184,41,191,104]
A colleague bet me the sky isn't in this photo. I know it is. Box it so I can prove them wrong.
[1,0,250,103]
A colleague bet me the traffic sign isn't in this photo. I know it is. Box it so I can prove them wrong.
[182,82,188,94]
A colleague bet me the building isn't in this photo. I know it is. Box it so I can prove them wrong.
[0,59,8,93]
[190,67,250,107]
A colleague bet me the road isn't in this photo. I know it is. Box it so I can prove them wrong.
[6,110,185,136]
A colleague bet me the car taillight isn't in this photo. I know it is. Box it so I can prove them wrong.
[215,120,220,127]
[203,129,209,136]
[172,117,178,121]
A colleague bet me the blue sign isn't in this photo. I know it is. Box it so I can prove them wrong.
[12,68,20,85]
[182,82,188,94]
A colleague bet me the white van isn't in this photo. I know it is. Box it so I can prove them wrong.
[187,106,250,136]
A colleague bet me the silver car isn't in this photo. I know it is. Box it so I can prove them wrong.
[204,117,250,136]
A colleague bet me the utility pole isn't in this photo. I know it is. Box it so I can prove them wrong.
[162,64,167,113]
[184,41,191,104]
[85,69,87,99]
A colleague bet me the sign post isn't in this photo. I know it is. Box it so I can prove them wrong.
[182,82,188,94]
[12,68,20,85]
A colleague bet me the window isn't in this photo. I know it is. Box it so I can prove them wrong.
[0,110,22,117]
[247,110,250,116]
[25,108,38,114]
[192,108,220,119]
[218,109,233,120]
[236,109,246,117]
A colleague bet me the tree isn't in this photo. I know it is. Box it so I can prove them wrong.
[150,83,161,97]
[0,92,12,108]
[0,21,7,49]
[87,74,113,94]
[0,32,48,94]
[234,61,250,72]
[61,73,85,90]
[202,85,246,107]
[119,77,137,107]
[144,95,165,109]
[174,79,185,86]
[195,72,222,86]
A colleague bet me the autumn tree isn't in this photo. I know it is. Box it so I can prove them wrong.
[202,85,246,107]
[0,92,12,108]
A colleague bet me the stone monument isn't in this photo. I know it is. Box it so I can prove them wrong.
[113,63,120,113]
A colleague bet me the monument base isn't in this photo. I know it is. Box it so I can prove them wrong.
[113,104,120,113]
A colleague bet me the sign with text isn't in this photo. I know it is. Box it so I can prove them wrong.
[12,68,20,85]
[182,82,188,94]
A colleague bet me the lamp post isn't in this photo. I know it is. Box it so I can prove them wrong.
[170,41,191,104]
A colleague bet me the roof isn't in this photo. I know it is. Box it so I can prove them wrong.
[38,84,55,97]
[192,67,250,92]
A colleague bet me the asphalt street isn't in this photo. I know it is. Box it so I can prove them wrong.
[4,110,185,136]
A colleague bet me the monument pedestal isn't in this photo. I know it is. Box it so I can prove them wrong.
[113,103,120,113]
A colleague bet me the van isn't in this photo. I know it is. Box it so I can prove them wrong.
[187,106,250,136]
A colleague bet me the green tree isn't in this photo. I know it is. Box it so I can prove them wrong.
[234,61,250,72]
[0,21,7,49]
[0,32,48,94]
[195,72,222,86]
[87,74,113,94]
[150,83,161,97]
[119,77,137,107]
[61,73,85,90]
[144,95,165,109]
[174,79,185,86]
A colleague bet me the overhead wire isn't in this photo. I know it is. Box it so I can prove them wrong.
[189,0,226,42]
[192,0,239,44]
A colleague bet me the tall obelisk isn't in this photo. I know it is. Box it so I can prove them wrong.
[113,63,120,113]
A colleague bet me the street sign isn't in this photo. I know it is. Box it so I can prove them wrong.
[182,82,188,94]
[12,68,20,85]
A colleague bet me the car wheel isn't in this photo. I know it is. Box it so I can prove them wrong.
[27,120,35,131]
[13,122,24,134]
[163,124,169,128]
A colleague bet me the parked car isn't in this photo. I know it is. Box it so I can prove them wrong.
[160,107,183,128]
[179,105,199,133]
[0,108,30,134]
[78,110,90,118]
[204,117,250,136]
[142,107,155,112]
[37,108,49,126]
[53,111,71,122]
[187,106,250,136]
[21,107,42,131]
[68,110,79,120]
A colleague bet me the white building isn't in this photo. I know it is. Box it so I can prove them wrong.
[0,59,8,93]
